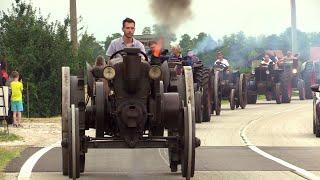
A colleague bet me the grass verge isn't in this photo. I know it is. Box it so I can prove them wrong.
[258,95,265,100]
[0,147,22,179]
[0,131,22,142]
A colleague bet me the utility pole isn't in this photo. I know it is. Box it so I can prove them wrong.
[291,0,297,54]
[70,0,78,59]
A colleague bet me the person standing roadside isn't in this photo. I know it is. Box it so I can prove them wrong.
[10,71,23,127]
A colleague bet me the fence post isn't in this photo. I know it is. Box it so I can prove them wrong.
[27,81,29,120]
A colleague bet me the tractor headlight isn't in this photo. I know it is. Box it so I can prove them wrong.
[266,70,270,75]
[103,66,116,80]
[149,66,162,80]
[251,70,255,75]
[292,68,297,74]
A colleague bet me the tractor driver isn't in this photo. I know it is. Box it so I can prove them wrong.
[170,44,183,60]
[280,50,297,61]
[261,54,274,66]
[106,18,146,60]
[214,51,229,68]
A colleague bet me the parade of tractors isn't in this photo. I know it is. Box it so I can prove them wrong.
[61,46,319,180]
[1,1,320,180]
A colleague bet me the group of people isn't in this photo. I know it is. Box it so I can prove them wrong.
[104,17,303,77]
[105,17,231,69]
[260,50,299,66]
[0,60,23,128]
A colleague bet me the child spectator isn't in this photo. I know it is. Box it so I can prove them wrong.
[10,71,23,127]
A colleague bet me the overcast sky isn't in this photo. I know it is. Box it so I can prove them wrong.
[0,0,319,42]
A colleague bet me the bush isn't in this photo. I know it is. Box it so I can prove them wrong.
[0,1,79,117]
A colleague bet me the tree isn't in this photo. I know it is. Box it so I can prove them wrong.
[308,32,320,46]
[104,33,121,53]
[179,34,194,55]
[78,32,105,65]
[0,1,78,117]
[192,33,217,55]
[0,2,127,117]
[142,27,151,35]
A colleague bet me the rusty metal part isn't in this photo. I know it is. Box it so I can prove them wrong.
[95,82,105,138]
[162,92,181,129]
[61,67,70,176]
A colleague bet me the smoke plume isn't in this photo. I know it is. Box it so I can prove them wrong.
[193,36,218,54]
[150,0,192,32]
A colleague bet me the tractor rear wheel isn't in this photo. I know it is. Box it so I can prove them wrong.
[230,89,236,110]
[280,71,292,103]
[275,83,282,104]
[298,79,306,100]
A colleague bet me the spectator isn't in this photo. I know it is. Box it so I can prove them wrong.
[10,71,23,127]
[0,60,8,86]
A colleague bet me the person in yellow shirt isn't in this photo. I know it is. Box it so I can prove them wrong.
[10,71,23,127]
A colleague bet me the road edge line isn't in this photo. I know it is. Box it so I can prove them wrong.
[17,141,61,180]
[158,148,169,166]
[240,107,320,180]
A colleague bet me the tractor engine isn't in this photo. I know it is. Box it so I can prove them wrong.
[111,50,151,146]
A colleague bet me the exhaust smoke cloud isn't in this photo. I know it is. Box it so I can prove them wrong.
[150,0,192,32]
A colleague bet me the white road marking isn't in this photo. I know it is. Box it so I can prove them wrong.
[18,141,61,180]
[240,105,320,180]
[158,148,169,166]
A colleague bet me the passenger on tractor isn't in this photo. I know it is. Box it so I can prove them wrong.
[93,55,110,95]
[95,55,106,67]
[106,18,146,60]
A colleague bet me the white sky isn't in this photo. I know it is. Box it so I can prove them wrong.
[0,0,319,42]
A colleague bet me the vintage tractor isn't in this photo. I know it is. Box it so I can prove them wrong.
[247,60,283,104]
[61,48,200,180]
[211,62,247,112]
[277,58,306,102]
[164,56,212,123]
[192,61,212,123]
[301,60,320,99]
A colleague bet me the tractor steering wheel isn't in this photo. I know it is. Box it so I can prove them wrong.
[110,49,149,61]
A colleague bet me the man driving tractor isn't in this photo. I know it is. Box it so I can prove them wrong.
[280,50,298,61]
[106,18,145,59]
[260,54,274,65]
[170,44,183,60]
[215,51,229,68]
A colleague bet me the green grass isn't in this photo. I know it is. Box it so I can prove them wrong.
[0,131,22,142]
[292,91,299,96]
[0,147,22,179]
[257,95,265,100]
[221,100,229,105]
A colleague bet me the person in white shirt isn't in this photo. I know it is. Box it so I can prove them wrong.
[261,54,273,65]
[214,51,229,67]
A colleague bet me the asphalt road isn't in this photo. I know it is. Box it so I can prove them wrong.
[5,97,320,180]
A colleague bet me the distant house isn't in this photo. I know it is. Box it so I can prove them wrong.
[134,34,158,49]
[134,34,170,50]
